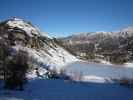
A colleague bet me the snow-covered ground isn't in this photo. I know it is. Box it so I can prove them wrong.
[0,79,133,100]
[98,59,112,65]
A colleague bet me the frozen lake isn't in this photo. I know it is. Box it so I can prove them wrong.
[64,61,133,82]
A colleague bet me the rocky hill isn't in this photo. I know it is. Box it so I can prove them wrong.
[0,18,77,78]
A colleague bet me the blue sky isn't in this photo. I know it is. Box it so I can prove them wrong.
[0,0,133,37]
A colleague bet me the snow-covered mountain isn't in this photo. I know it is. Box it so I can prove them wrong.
[58,27,133,64]
[0,17,77,76]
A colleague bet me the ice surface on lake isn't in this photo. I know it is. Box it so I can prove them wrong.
[64,61,133,82]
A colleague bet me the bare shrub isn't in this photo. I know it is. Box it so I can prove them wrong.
[68,70,83,82]
[58,68,71,80]
[47,67,59,79]
[119,78,129,86]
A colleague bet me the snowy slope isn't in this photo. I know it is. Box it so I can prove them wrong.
[16,45,77,72]
[0,18,77,77]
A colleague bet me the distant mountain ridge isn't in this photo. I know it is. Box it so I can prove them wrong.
[58,27,133,64]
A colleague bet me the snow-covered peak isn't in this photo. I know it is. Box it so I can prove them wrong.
[117,26,133,37]
[121,26,133,32]
[6,17,41,37]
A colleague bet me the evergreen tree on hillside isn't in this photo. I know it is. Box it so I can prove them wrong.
[4,50,28,90]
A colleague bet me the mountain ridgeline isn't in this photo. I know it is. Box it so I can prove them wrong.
[57,28,133,64]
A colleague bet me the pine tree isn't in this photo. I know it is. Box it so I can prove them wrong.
[4,50,28,90]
